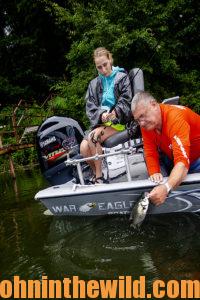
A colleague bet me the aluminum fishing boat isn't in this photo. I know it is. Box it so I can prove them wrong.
[35,146,200,216]
[35,69,200,216]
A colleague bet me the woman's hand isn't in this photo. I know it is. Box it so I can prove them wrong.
[101,112,109,123]
[107,110,117,121]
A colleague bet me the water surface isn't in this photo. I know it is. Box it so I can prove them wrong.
[0,169,200,291]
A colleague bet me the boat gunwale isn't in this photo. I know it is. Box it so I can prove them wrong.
[35,173,200,200]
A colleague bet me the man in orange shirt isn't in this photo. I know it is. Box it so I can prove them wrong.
[131,91,200,206]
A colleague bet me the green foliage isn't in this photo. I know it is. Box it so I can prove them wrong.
[0,0,70,103]
[49,0,200,124]
[50,69,94,126]
[0,77,25,99]
[0,0,199,172]
[0,0,199,125]
[0,102,55,172]
[0,149,38,173]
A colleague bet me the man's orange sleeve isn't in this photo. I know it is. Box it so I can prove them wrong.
[168,116,190,169]
[142,130,161,175]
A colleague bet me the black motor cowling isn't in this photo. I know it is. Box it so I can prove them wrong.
[36,116,85,185]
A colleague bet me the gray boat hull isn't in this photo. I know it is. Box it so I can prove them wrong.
[36,174,200,216]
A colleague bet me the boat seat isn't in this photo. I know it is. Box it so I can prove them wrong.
[102,68,144,149]
[162,96,179,105]
[129,68,144,94]
[103,123,141,148]
[103,129,130,148]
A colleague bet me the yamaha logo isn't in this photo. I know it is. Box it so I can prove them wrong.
[40,136,56,148]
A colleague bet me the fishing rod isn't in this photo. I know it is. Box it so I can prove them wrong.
[130,40,160,81]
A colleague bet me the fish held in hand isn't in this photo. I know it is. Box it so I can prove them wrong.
[129,192,150,228]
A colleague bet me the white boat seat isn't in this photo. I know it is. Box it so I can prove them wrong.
[162,96,179,105]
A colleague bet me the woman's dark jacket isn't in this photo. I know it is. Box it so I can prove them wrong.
[85,72,132,128]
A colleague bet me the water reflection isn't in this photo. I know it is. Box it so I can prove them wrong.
[45,213,200,281]
[45,216,149,278]
[147,213,200,281]
[0,169,49,279]
[0,169,200,284]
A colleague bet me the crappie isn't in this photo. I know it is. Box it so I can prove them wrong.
[129,192,150,228]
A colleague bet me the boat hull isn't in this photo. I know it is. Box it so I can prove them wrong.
[36,177,200,216]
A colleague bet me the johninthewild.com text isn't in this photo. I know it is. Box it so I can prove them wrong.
[0,275,200,299]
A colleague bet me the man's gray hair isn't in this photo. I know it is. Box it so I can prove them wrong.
[131,91,156,112]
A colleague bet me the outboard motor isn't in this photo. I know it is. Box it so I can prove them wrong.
[36,116,85,185]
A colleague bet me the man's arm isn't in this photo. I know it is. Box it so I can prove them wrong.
[149,162,188,206]
[149,110,191,205]
[141,129,161,175]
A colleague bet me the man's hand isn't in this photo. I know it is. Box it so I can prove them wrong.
[149,184,168,206]
[149,173,163,184]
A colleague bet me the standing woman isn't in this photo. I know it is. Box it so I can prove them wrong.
[80,47,132,183]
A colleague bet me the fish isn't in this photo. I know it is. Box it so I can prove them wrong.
[129,192,150,228]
